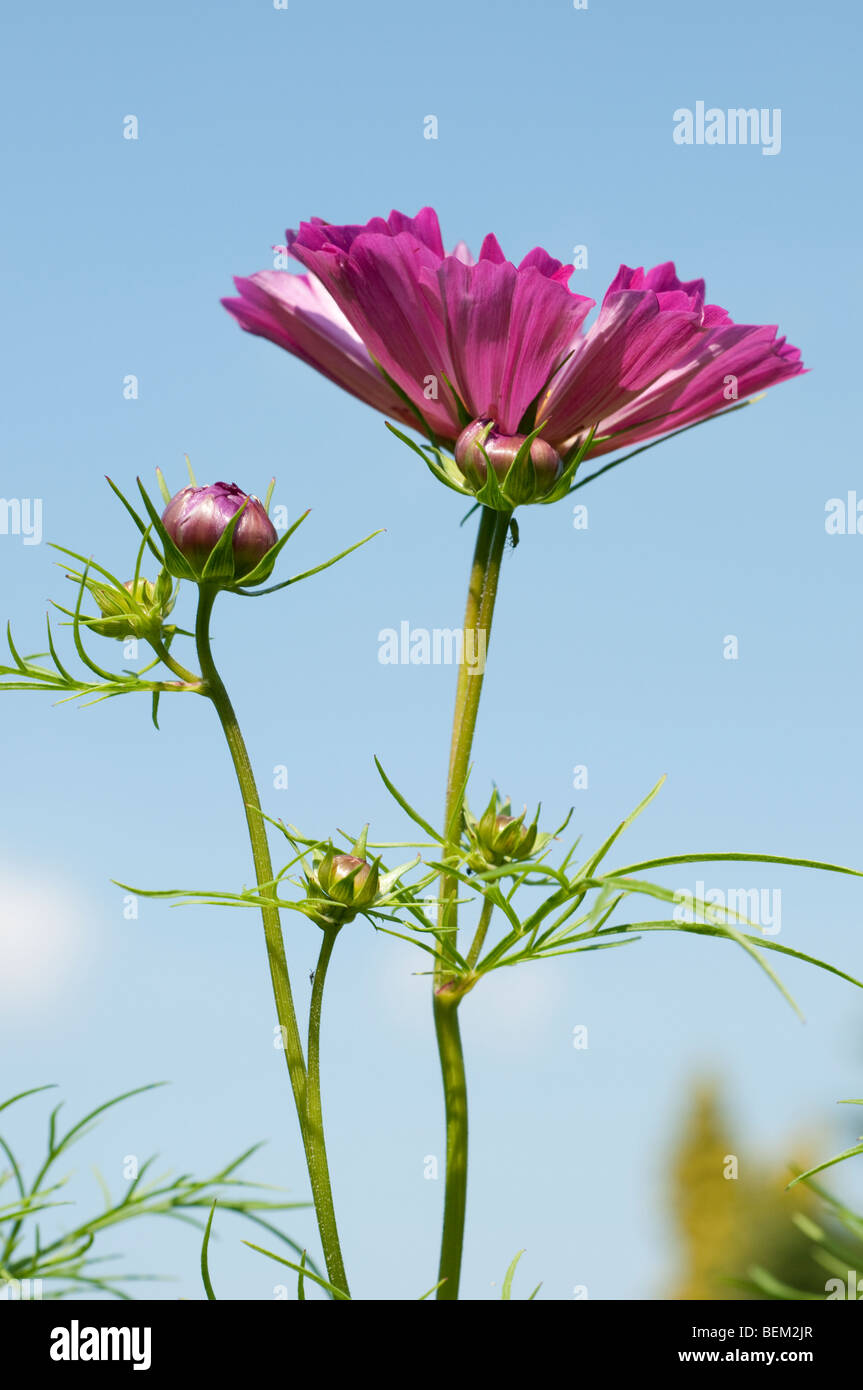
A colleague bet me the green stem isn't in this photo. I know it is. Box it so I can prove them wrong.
[432,995,468,1299]
[306,925,349,1297]
[147,633,201,686]
[434,506,511,1301]
[194,585,350,1296]
[465,897,495,972]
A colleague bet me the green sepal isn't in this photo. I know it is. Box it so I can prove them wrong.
[385,423,471,498]
[388,420,564,513]
[231,511,310,587]
[155,468,172,505]
[539,425,597,503]
[352,824,369,860]
[568,402,753,497]
[135,478,199,581]
[472,443,507,509]
[436,370,473,431]
[234,527,382,597]
[373,360,441,446]
[495,427,549,508]
[105,477,167,569]
[200,494,252,583]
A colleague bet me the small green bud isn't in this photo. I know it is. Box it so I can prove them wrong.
[465,789,544,867]
[297,825,418,931]
[86,573,176,640]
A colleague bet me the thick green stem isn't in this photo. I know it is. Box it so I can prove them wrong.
[306,926,349,1296]
[195,586,350,1296]
[433,994,468,1299]
[434,506,511,1301]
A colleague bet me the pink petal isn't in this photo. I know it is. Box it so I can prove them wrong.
[478,233,507,264]
[518,246,575,286]
[539,286,705,442]
[433,256,594,434]
[586,323,804,456]
[221,271,420,430]
[289,228,462,439]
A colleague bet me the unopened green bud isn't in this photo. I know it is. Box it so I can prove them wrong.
[465,789,544,867]
[87,573,175,640]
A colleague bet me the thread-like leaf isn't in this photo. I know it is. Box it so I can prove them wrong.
[502,1249,525,1300]
[201,1200,218,1300]
[243,1241,349,1300]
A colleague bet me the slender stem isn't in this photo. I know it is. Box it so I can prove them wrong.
[147,633,200,685]
[465,897,495,972]
[306,926,349,1296]
[194,585,350,1296]
[434,506,511,1301]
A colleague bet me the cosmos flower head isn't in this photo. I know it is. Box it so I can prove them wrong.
[223,207,803,487]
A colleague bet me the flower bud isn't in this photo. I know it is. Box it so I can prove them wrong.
[479,809,538,865]
[454,419,562,503]
[161,482,277,582]
[464,789,543,867]
[319,853,377,904]
[305,848,380,926]
[87,573,175,640]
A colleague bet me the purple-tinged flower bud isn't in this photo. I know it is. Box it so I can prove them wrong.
[328,854,373,895]
[454,419,562,502]
[305,846,381,927]
[161,482,277,580]
[300,826,418,931]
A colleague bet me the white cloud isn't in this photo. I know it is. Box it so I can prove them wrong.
[467,963,566,1058]
[0,867,94,1019]
[372,934,566,1059]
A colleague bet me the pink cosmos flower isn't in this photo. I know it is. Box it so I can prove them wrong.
[222,207,803,466]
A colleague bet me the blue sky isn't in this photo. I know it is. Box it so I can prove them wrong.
[1,0,861,1299]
